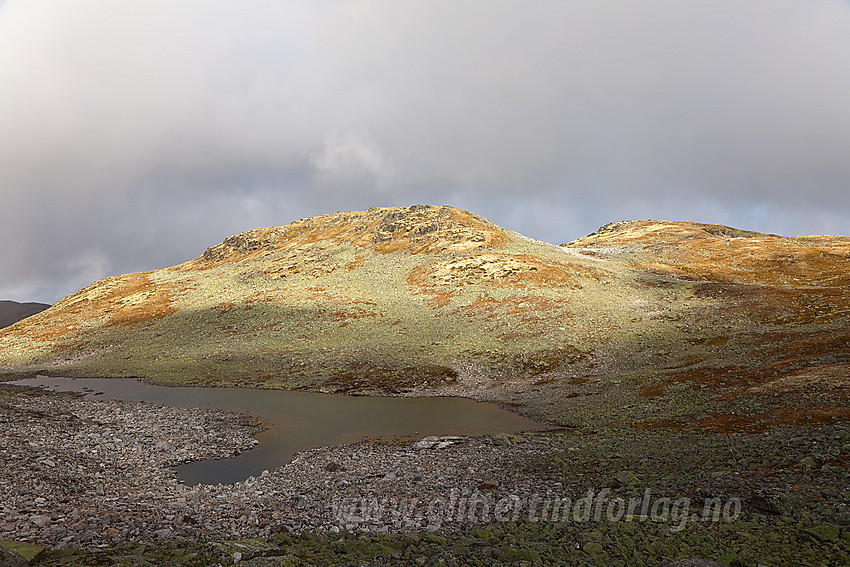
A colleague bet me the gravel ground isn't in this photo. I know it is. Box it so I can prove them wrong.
[0,385,557,550]
[2,383,849,565]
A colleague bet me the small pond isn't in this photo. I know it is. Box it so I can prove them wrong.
[12,376,548,485]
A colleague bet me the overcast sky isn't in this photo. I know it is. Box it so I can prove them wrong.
[1,0,849,303]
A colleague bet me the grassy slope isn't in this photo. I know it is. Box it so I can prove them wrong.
[0,206,674,387]
[1,205,849,431]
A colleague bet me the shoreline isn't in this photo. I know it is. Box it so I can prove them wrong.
[0,384,556,549]
[1,382,848,565]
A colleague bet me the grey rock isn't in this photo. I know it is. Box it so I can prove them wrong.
[29,515,50,528]
[610,470,635,488]
[155,440,176,453]
[412,436,463,450]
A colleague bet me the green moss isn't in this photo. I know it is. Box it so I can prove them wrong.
[0,538,46,562]
[29,499,850,566]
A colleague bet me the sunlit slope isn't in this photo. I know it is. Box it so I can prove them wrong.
[0,206,631,387]
[562,220,850,431]
[1,207,849,429]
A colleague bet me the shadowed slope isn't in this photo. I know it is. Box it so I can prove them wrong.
[0,300,51,329]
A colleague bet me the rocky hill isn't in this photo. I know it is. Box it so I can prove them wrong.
[1,205,848,430]
[0,300,50,329]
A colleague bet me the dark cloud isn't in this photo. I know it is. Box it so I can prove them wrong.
[1,0,849,302]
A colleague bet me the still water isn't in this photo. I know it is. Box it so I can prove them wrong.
[13,377,547,485]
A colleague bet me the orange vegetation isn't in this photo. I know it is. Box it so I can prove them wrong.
[636,406,850,434]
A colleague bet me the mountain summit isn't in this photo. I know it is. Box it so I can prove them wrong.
[2,205,848,429]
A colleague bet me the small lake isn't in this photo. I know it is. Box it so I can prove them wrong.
[12,377,548,485]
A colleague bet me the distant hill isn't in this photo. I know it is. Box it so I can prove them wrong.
[1,205,848,431]
[0,300,50,329]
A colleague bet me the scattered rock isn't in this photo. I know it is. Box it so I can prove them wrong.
[749,491,784,515]
[803,524,841,544]
[582,541,603,555]
[3,381,845,559]
[155,440,176,453]
[800,456,818,471]
[412,436,463,450]
[0,389,259,548]
[28,516,50,528]
[610,470,635,488]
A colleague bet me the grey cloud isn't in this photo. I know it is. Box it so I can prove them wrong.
[311,130,398,194]
[1,0,849,303]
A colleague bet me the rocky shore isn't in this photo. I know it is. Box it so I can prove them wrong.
[0,384,557,550]
[1,383,849,565]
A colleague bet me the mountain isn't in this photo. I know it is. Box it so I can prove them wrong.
[1,205,848,430]
[0,300,51,329]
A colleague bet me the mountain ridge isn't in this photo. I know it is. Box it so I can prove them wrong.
[2,205,848,431]
[0,300,51,329]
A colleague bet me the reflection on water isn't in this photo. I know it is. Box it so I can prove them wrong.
[12,376,548,485]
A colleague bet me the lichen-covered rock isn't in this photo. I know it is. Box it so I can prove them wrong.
[0,539,45,567]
